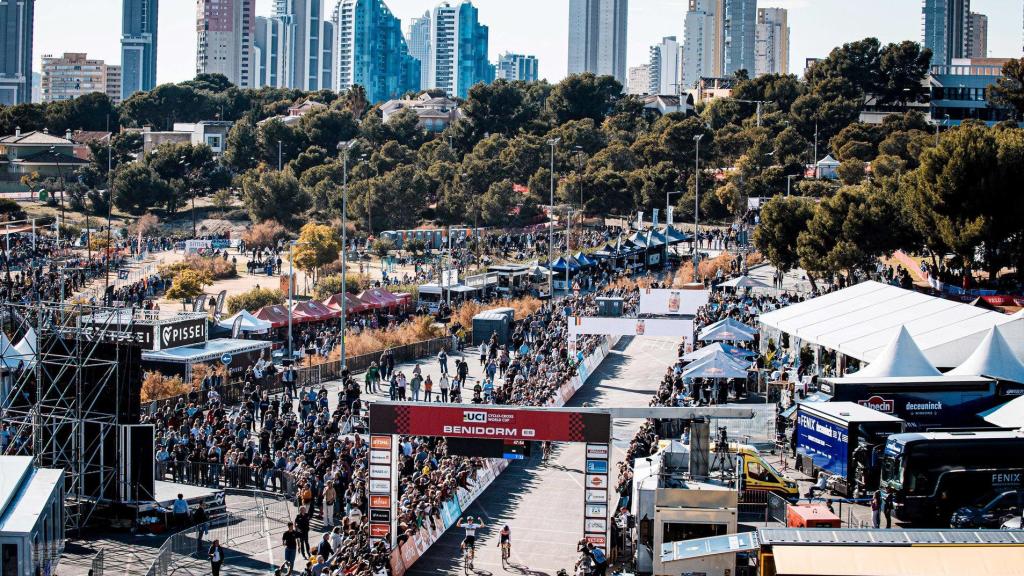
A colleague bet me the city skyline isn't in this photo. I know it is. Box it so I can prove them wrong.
[27,0,1024,91]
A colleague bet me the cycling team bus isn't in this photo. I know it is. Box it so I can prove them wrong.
[880,429,1024,525]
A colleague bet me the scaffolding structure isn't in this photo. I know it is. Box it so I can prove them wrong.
[0,300,147,532]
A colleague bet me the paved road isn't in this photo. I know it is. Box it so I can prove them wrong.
[408,335,676,576]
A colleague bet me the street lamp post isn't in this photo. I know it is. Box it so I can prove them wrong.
[546,137,560,297]
[786,175,797,196]
[337,140,357,369]
[50,147,66,239]
[692,134,703,283]
[287,240,309,362]
[277,140,283,171]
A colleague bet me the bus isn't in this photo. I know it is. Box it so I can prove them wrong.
[879,430,1024,525]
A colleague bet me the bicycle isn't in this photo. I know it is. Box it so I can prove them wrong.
[500,541,511,569]
[463,544,475,575]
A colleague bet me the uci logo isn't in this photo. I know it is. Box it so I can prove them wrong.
[463,411,488,423]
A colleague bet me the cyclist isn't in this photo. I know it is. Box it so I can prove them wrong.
[498,524,512,558]
[457,515,485,554]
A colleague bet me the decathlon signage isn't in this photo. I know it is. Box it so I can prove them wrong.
[369,404,611,443]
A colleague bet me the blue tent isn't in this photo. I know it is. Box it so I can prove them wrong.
[548,257,579,272]
[574,252,597,267]
[663,225,690,244]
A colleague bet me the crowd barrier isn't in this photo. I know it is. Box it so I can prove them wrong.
[388,334,621,576]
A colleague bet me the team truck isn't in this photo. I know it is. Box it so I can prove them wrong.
[880,429,1024,525]
[795,401,905,497]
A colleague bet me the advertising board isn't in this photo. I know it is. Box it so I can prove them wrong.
[796,411,849,478]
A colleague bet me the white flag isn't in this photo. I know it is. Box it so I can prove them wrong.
[652,208,660,228]
[667,206,674,227]
[636,211,643,230]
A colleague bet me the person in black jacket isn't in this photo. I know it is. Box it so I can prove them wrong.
[316,532,333,560]
[192,503,208,555]
[208,539,224,576]
[294,506,311,558]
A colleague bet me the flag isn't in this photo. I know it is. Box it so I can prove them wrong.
[667,206,674,227]
[653,208,660,228]
[636,211,643,230]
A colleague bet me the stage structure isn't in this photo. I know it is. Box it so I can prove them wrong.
[0,302,197,531]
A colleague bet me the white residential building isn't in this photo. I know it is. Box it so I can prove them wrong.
[627,64,650,95]
[406,11,431,92]
[567,0,628,85]
[754,7,788,76]
[649,36,682,95]
[196,0,256,88]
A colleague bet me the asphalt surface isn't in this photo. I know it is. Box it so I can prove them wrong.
[407,335,674,576]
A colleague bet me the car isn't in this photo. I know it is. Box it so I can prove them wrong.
[949,490,1023,529]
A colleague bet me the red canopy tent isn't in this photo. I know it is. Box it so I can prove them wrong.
[322,293,369,314]
[254,304,291,328]
[291,300,339,323]
[358,289,399,310]
[393,293,412,307]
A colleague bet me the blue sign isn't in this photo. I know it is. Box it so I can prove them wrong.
[440,497,462,528]
[796,412,849,478]
[586,460,609,474]
[220,353,233,365]
[211,239,231,250]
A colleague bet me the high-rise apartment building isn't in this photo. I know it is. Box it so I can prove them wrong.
[428,1,492,99]
[41,53,123,104]
[406,12,431,92]
[567,0,628,86]
[722,0,757,76]
[627,64,650,95]
[923,0,970,66]
[334,0,421,103]
[967,12,987,58]
[648,36,681,95]
[682,0,757,88]
[292,0,336,91]
[754,7,788,76]
[0,0,35,105]
[196,0,256,88]
[496,53,539,82]
[255,16,291,87]
[121,0,158,101]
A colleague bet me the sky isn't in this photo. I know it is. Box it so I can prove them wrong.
[31,0,1024,85]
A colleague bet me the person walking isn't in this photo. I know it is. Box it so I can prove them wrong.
[294,506,312,559]
[438,349,449,375]
[282,522,299,573]
[457,359,469,389]
[479,342,489,366]
[322,482,336,528]
[172,493,190,529]
[208,539,224,576]
[397,372,408,401]
[587,542,608,576]
[883,490,894,528]
[192,503,208,555]
[365,361,379,394]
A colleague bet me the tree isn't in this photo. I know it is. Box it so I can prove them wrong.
[836,158,866,185]
[372,237,396,259]
[257,118,308,168]
[876,41,932,104]
[223,118,260,172]
[805,37,881,96]
[212,189,234,217]
[546,73,622,124]
[112,163,172,215]
[166,269,212,309]
[405,238,427,256]
[988,57,1024,119]
[301,108,359,150]
[480,180,517,225]
[242,220,287,251]
[752,196,816,272]
[463,79,535,138]
[292,222,342,284]
[88,131,143,177]
[146,142,218,214]
[342,85,369,120]
[226,287,285,314]
[241,170,312,229]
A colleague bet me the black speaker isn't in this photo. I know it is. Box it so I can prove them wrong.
[119,424,156,502]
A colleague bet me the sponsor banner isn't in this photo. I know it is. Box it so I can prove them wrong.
[369,479,391,493]
[369,465,391,479]
[857,395,895,413]
[585,518,608,533]
[585,503,608,518]
[369,404,611,443]
[440,498,462,528]
[568,316,694,338]
[370,450,391,464]
[157,318,208,350]
[389,549,406,576]
[413,530,429,555]
[586,489,608,503]
[370,509,391,523]
[586,474,608,489]
[185,239,212,253]
[400,540,420,568]
[584,535,607,547]
[637,288,709,316]
[586,444,609,459]
[586,460,609,474]
[370,495,391,508]
[370,435,393,450]
[370,523,390,538]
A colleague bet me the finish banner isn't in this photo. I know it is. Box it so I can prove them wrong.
[568,316,694,338]
[369,404,611,443]
[637,288,709,316]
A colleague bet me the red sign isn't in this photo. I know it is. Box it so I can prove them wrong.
[370,495,391,508]
[370,404,611,443]
[858,395,895,414]
[370,523,390,538]
[584,535,607,547]
[371,435,393,450]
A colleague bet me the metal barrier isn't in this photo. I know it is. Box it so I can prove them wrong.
[90,549,104,576]
[155,462,296,497]
[145,493,293,576]
[767,492,789,524]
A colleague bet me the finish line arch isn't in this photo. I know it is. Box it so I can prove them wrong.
[367,402,614,550]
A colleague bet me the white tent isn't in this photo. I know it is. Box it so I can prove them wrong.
[851,326,941,378]
[682,342,756,362]
[947,325,1024,384]
[716,275,772,290]
[699,318,756,342]
[979,396,1024,428]
[0,329,35,369]
[681,351,751,379]
[217,310,273,333]
[757,280,1024,368]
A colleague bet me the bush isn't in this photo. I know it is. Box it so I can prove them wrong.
[160,254,237,281]
[226,286,285,314]
[0,198,26,221]
[141,371,191,403]
[452,296,543,332]
[341,316,444,358]
[315,267,372,291]
[241,220,287,251]
[223,208,250,221]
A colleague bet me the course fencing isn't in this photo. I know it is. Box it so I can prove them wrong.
[145,492,293,576]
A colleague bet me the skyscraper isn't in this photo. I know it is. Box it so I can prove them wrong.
[722,0,757,76]
[121,0,158,101]
[967,12,988,58]
[648,36,681,95]
[923,0,970,66]
[406,12,431,92]
[196,0,256,88]
[682,0,720,89]
[335,0,421,103]
[41,53,122,104]
[496,53,539,82]
[567,0,628,85]
[255,15,291,87]
[428,1,492,99]
[627,64,650,95]
[275,0,336,91]
[754,7,788,76]
[0,0,33,105]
